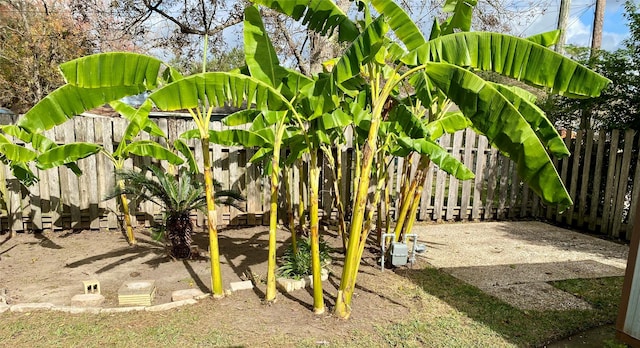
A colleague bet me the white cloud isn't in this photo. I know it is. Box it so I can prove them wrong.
[514,0,628,51]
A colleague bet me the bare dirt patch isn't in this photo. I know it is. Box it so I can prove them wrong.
[0,220,629,337]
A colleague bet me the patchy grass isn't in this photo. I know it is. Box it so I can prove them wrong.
[397,267,624,347]
[0,267,624,347]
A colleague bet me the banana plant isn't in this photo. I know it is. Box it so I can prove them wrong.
[0,126,101,236]
[15,53,184,243]
[147,50,306,299]
[257,0,610,319]
[208,5,352,312]
[102,100,184,245]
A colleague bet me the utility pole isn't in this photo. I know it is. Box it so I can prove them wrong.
[581,0,607,130]
[591,0,606,57]
[556,0,572,54]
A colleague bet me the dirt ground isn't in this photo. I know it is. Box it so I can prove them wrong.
[0,221,630,328]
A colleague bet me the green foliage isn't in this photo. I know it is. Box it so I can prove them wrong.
[278,237,331,280]
[108,165,245,215]
[0,0,93,113]
[542,0,640,130]
[169,47,246,74]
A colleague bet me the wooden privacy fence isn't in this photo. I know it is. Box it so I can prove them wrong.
[1,114,639,241]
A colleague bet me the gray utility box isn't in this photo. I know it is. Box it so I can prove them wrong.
[389,242,409,266]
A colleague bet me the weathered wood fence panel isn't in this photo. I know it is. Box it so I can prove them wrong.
[2,114,639,241]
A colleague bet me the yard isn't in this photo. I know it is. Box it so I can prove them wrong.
[0,221,629,347]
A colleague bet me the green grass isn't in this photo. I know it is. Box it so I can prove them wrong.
[395,267,624,347]
[0,267,625,347]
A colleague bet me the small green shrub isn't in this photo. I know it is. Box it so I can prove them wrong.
[278,238,331,280]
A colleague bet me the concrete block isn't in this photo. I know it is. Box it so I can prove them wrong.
[276,277,306,293]
[146,299,197,312]
[278,269,329,292]
[171,288,205,302]
[52,306,101,314]
[307,268,330,288]
[71,294,105,307]
[82,279,101,294]
[10,303,54,312]
[100,306,145,313]
[229,280,253,292]
[194,293,211,300]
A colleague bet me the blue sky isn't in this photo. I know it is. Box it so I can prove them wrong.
[519,0,632,51]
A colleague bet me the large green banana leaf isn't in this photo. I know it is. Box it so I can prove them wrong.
[402,32,611,98]
[396,136,474,180]
[425,62,571,209]
[320,109,353,130]
[18,85,144,132]
[173,139,198,173]
[36,143,101,170]
[59,52,176,89]
[149,73,291,113]
[110,100,166,140]
[425,112,473,140]
[244,6,289,92]
[1,125,33,143]
[491,83,569,157]
[299,73,340,118]
[334,16,388,84]
[526,30,561,47]
[439,0,478,35]
[123,141,184,165]
[0,143,37,162]
[383,104,428,139]
[11,162,38,186]
[250,0,358,42]
[19,53,175,133]
[209,129,269,147]
[370,0,426,51]
[222,110,262,127]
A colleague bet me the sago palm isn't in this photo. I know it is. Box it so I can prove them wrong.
[108,165,245,259]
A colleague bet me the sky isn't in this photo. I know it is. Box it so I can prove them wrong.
[518,0,632,51]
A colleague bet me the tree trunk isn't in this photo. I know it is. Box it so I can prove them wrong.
[166,211,193,259]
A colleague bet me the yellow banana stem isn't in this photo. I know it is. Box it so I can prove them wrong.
[393,161,420,242]
[309,150,325,314]
[402,156,431,237]
[283,165,297,254]
[296,158,307,231]
[202,137,223,297]
[118,179,136,245]
[265,125,286,302]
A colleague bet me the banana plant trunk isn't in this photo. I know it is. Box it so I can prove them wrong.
[283,165,297,254]
[296,158,307,234]
[335,117,381,319]
[400,156,431,239]
[309,150,325,314]
[392,155,419,241]
[118,179,136,245]
[323,145,348,252]
[265,126,286,302]
[202,137,223,297]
